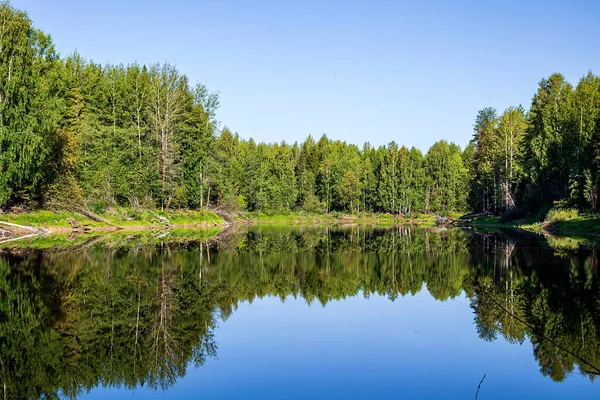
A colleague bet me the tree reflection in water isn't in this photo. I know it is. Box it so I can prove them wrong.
[0,226,599,398]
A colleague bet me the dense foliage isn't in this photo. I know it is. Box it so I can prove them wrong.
[1,3,599,216]
[467,73,600,215]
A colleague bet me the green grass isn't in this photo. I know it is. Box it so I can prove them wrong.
[103,207,223,226]
[545,216,600,237]
[457,213,544,237]
[1,208,440,233]
[0,232,107,251]
[0,227,223,251]
[546,208,579,222]
[0,208,224,229]
[458,212,542,228]
[235,211,437,226]
[539,207,600,238]
[0,210,106,227]
[458,210,600,239]
[458,214,508,226]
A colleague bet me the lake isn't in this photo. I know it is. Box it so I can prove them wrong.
[0,226,598,399]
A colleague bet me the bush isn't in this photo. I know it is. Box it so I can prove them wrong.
[301,194,325,214]
[127,207,142,221]
[140,195,156,209]
[220,194,245,214]
[545,208,579,222]
[500,207,526,223]
[535,206,551,222]
[90,199,106,214]
[436,210,450,217]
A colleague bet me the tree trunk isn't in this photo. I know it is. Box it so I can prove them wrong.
[200,172,204,208]
[206,185,211,208]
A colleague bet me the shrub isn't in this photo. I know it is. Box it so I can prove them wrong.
[500,207,526,223]
[140,195,156,209]
[545,208,579,222]
[535,206,551,222]
[90,199,106,214]
[220,194,245,214]
[301,194,325,214]
[126,207,142,221]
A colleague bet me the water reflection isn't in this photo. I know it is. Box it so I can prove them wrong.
[0,226,599,398]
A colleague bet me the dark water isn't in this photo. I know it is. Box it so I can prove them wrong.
[0,226,599,399]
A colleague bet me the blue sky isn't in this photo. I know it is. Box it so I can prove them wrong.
[12,0,600,151]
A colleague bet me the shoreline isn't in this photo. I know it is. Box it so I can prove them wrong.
[1,209,599,245]
[0,210,439,244]
[457,214,600,241]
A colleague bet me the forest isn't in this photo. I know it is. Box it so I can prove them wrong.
[1,2,599,217]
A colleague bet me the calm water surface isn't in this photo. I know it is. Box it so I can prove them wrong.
[0,226,598,399]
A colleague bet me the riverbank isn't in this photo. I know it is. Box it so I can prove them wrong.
[234,211,439,226]
[0,209,440,231]
[458,214,600,239]
[0,227,225,251]
[0,209,442,242]
[0,208,224,234]
[3,208,599,245]
[0,209,437,249]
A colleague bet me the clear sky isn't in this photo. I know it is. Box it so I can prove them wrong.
[11,0,600,151]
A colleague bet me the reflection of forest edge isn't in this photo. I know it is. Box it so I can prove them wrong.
[0,226,599,398]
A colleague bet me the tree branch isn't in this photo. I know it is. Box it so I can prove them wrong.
[474,374,486,400]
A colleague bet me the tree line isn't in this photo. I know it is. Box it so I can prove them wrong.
[1,3,599,216]
[467,73,600,215]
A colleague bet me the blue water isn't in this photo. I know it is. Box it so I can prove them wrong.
[3,226,597,399]
[82,290,595,399]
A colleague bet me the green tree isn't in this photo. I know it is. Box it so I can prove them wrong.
[425,140,466,212]
[0,3,64,206]
[378,142,399,213]
[177,84,219,208]
[468,107,498,213]
[149,64,187,209]
[496,107,527,210]
[523,74,575,208]
[338,169,361,212]
[210,127,241,206]
[571,73,600,209]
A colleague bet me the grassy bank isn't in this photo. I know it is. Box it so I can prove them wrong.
[0,208,463,232]
[0,209,441,235]
[0,227,224,251]
[459,212,600,239]
[235,211,439,226]
[0,208,224,231]
[4,206,598,238]
[0,209,442,250]
[543,217,600,237]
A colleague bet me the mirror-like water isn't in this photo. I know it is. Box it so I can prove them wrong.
[0,226,598,399]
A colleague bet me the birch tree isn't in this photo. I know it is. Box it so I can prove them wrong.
[149,64,186,209]
[497,107,526,210]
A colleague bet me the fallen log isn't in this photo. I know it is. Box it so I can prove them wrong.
[66,218,91,233]
[0,221,47,244]
[435,215,454,227]
[73,205,115,226]
[0,227,13,240]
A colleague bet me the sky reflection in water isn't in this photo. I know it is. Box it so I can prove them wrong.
[84,289,596,399]
[0,226,598,399]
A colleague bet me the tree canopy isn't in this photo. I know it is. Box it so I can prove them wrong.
[1,2,599,216]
